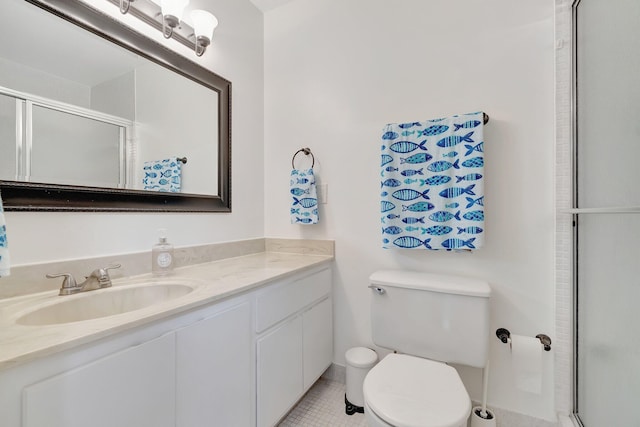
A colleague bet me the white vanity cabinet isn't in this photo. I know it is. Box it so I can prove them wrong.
[22,333,176,427]
[176,301,253,427]
[0,264,332,427]
[256,267,333,427]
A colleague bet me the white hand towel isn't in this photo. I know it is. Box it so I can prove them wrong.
[290,168,319,224]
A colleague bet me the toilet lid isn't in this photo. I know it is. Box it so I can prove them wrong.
[363,354,471,427]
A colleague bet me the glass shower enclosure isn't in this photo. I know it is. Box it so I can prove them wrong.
[573,0,640,425]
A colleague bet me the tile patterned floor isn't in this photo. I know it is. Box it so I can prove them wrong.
[278,378,367,427]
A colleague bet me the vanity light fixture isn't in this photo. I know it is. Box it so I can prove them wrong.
[160,0,189,39]
[110,0,217,57]
[119,0,134,14]
[191,10,218,56]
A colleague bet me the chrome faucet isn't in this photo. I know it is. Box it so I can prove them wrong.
[47,264,121,296]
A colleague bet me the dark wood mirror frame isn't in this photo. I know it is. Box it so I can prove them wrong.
[0,0,231,212]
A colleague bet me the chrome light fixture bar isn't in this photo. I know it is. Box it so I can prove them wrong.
[108,0,217,57]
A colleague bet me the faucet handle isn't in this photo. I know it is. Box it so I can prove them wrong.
[46,273,78,295]
[90,263,121,287]
[104,263,122,273]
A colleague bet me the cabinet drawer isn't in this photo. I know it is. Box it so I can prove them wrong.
[255,268,330,333]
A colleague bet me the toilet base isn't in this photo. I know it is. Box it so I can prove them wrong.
[345,394,364,415]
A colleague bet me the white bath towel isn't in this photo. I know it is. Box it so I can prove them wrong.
[380,111,485,250]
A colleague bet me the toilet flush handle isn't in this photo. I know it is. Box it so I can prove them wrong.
[368,285,386,295]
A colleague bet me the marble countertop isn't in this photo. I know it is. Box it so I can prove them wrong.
[0,251,333,371]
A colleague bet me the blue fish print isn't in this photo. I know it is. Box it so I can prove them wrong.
[159,179,169,185]
[153,163,164,170]
[382,131,399,140]
[381,154,394,167]
[381,179,402,188]
[436,131,474,148]
[296,217,314,224]
[405,226,421,233]
[382,226,403,235]
[382,238,390,244]
[428,118,446,122]
[385,166,399,172]
[424,225,453,236]
[400,168,424,177]
[445,203,459,209]
[386,214,400,219]
[400,153,433,164]
[457,226,484,235]
[465,196,484,208]
[392,189,430,201]
[442,238,476,250]
[390,140,428,153]
[402,217,425,224]
[462,157,484,168]
[381,201,396,212]
[398,122,422,129]
[162,170,172,178]
[381,145,386,150]
[421,175,452,186]
[290,187,310,196]
[439,184,476,199]
[145,172,158,178]
[456,173,483,183]
[404,178,418,185]
[296,178,310,185]
[443,151,458,158]
[290,208,300,214]
[301,212,311,217]
[464,142,484,156]
[293,197,317,208]
[402,202,435,212]
[381,191,388,197]
[291,170,299,175]
[463,210,484,221]
[417,125,449,137]
[427,159,460,172]
[393,236,432,249]
[401,130,416,137]
[454,120,481,131]
[429,211,461,222]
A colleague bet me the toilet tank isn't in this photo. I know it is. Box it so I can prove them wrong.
[369,270,491,368]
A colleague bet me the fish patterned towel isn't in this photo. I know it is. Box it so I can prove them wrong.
[290,168,319,224]
[0,190,10,277]
[380,111,485,250]
[143,158,182,192]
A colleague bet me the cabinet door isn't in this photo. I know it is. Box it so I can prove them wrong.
[256,316,303,427]
[23,333,175,427]
[303,297,333,389]
[176,301,252,427]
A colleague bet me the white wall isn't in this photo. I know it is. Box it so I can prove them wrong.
[263,0,556,421]
[4,0,264,265]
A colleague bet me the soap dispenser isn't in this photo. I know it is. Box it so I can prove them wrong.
[152,228,174,276]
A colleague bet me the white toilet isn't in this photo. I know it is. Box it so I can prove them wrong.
[363,270,491,427]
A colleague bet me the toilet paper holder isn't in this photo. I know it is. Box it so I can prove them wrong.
[495,328,552,351]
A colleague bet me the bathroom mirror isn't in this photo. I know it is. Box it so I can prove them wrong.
[0,0,231,212]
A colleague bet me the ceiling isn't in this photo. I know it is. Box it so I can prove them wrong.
[249,0,297,12]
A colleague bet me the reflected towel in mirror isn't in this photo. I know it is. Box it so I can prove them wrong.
[0,190,10,277]
[143,158,182,192]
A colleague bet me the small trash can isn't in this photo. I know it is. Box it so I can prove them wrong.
[345,347,378,415]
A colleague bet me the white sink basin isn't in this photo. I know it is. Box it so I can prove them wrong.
[17,283,194,326]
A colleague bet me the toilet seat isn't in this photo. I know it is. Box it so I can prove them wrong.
[363,354,471,427]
